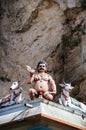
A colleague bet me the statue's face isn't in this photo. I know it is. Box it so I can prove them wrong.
[38,63,47,72]
[10,81,19,90]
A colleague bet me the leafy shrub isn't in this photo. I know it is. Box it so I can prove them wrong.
[80,0,86,10]
[61,34,80,47]
[61,34,69,47]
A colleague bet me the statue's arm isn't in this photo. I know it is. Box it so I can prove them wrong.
[27,73,35,84]
[48,75,57,94]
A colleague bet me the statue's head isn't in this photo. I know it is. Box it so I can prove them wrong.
[10,81,19,90]
[37,60,47,72]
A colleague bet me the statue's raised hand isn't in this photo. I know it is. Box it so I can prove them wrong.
[26,65,35,74]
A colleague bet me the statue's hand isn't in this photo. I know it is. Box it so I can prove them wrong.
[26,65,35,74]
[34,75,41,81]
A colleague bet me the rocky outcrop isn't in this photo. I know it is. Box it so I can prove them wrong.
[0,0,86,103]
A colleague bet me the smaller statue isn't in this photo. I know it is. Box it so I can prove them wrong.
[59,82,86,118]
[26,60,57,101]
[0,81,24,107]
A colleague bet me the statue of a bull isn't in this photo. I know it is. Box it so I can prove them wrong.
[0,81,24,107]
[59,82,86,119]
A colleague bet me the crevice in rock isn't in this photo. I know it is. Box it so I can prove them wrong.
[15,0,44,33]
[15,9,38,33]
[0,76,11,82]
[0,0,5,19]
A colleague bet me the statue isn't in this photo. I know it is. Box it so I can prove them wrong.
[26,60,57,101]
[0,81,24,107]
[59,82,86,119]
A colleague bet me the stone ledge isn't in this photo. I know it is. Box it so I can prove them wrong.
[0,99,86,129]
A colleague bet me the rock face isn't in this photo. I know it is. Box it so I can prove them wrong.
[0,0,86,103]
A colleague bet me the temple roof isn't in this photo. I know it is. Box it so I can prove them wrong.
[0,99,86,130]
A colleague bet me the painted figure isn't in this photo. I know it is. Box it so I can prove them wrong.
[59,82,86,117]
[26,60,57,101]
[0,81,24,107]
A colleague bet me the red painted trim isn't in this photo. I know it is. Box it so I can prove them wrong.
[41,114,85,130]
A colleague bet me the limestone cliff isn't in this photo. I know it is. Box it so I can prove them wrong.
[0,0,86,103]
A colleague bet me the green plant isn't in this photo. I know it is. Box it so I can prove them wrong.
[61,34,69,47]
[71,39,80,46]
[61,34,80,47]
[61,25,85,48]
[80,0,86,10]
